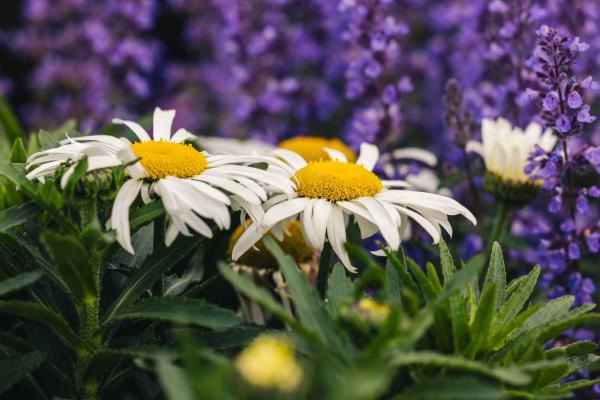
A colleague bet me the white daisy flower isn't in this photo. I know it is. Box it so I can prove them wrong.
[26,107,294,253]
[466,117,557,184]
[232,143,476,273]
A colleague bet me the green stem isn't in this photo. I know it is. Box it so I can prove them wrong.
[488,201,511,248]
[75,251,103,400]
[316,241,333,299]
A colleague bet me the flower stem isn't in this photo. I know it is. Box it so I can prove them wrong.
[75,250,103,400]
[488,201,512,248]
[316,241,332,298]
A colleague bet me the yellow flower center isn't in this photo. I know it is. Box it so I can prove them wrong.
[235,336,303,392]
[130,141,207,180]
[357,298,391,323]
[294,161,382,201]
[278,136,356,162]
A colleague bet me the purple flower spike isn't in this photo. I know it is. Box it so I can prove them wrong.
[555,114,571,133]
[542,92,559,111]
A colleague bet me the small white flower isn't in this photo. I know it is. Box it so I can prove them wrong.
[466,117,557,184]
[232,143,476,273]
[26,107,294,253]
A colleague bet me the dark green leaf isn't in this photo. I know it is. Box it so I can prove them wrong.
[0,202,41,233]
[0,351,45,394]
[0,271,43,296]
[0,301,81,349]
[129,200,165,230]
[42,232,97,302]
[115,298,241,329]
[381,246,419,294]
[156,358,194,400]
[104,236,202,322]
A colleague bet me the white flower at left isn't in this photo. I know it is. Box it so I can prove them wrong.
[26,107,294,253]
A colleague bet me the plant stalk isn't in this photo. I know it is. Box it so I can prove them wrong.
[316,241,333,298]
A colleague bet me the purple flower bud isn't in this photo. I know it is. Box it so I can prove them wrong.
[584,147,600,173]
[582,278,596,294]
[555,114,571,133]
[549,195,562,213]
[576,194,589,214]
[569,37,590,52]
[586,232,600,253]
[364,59,382,78]
[588,186,600,198]
[370,31,387,51]
[581,76,599,90]
[488,0,509,13]
[397,76,413,93]
[542,91,559,111]
[568,242,581,260]
[381,84,397,105]
[577,105,597,123]
[560,219,576,233]
[567,90,583,109]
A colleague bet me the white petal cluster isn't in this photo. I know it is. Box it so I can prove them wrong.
[26,107,476,273]
[466,118,557,184]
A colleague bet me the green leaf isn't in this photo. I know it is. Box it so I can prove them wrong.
[435,257,483,306]
[466,284,497,358]
[512,295,574,338]
[390,351,531,386]
[37,130,58,150]
[482,242,506,310]
[62,157,88,198]
[0,202,41,233]
[0,301,81,349]
[129,200,165,230]
[104,236,202,323]
[0,271,43,297]
[0,97,24,144]
[42,232,97,302]
[545,341,598,359]
[398,377,506,400]
[493,266,540,331]
[0,351,46,394]
[156,358,194,400]
[381,246,419,294]
[263,236,350,355]
[218,263,296,327]
[0,231,69,295]
[115,298,241,329]
[407,258,437,302]
[439,240,469,353]
[327,263,354,314]
[10,138,27,163]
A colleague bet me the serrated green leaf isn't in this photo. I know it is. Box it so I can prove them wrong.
[115,298,241,329]
[10,138,27,163]
[0,271,43,297]
[390,351,531,386]
[37,130,58,150]
[425,262,442,294]
[0,202,41,233]
[545,341,598,359]
[42,232,97,302]
[466,284,497,358]
[493,266,540,332]
[439,239,456,281]
[407,258,437,302]
[0,301,81,349]
[103,236,202,323]
[0,351,46,394]
[398,377,506,400]
[381,246,419,295]
[482,242,506,311]
[327,263,354,314]
[512,296,574,338]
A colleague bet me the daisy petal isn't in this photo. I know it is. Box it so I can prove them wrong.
[153,107,176,141]
[112,118,151,142]
[326,205,356,273]
[356,143,379,171]
[110,179,143,254]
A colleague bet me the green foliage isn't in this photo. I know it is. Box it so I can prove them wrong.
[172,239,598,400]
